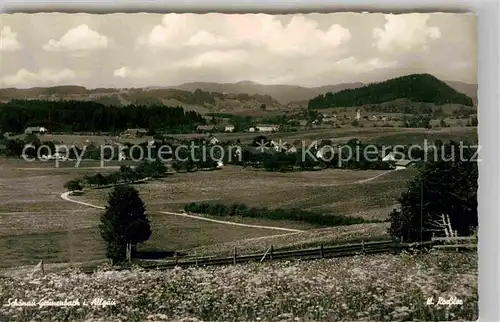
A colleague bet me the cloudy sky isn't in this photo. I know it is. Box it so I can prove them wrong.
[0,13,476,88]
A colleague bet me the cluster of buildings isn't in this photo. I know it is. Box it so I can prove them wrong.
[120,128,148,138]
[196,124,280,133]
[24,127,48,135]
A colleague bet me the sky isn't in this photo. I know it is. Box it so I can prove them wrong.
[0,13,477,88]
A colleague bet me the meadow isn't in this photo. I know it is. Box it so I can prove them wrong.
[0,251,478,321]
[0,125,476,269]
[0,155,412,268]
[42,125,477,146]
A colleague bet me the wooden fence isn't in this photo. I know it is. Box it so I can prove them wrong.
[127,237,475,272]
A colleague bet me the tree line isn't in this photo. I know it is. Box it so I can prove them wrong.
[65,161,169,192]
[0,99,205,134]
[184,202,380,227]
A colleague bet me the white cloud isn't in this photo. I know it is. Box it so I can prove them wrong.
[138,14,351,56]
[43,24,109,52]
[113,66,152,78]
[0,26,21,51]
[373,14,441,53]
[174,50,249,69]
[2,68,77,86]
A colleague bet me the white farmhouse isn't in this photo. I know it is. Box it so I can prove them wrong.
[209,136,220,145]
[225,124,235,132]
[395,160,415,170]
[382,152,398,162]
[256,124,280,132]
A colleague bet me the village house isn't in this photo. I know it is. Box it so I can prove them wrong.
[208,134,220,145]
[322,116,337,123]
[382,152,398,162]
[255,124,280,132]
[395,159,416,170]
[121,128,148,138]
[196,125,216,133]
[225,124,235,132]
[24,126,47,135]
[248,127,256,132]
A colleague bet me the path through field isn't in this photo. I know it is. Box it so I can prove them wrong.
[60,169,396,234]
[60,192,304,232]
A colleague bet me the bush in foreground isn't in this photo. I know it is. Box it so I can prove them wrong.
[0,252,477,321]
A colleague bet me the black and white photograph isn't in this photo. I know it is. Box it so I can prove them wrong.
[0,10,486,321]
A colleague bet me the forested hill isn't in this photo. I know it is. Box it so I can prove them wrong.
[307,74,475,109]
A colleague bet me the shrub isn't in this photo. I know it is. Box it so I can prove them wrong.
[184,202,372,227]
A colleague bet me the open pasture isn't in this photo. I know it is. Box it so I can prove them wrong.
[78,165,416,221]
[0,159,299,267]
[0,155,416,268]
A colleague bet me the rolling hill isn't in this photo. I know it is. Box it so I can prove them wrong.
[307,74,475,109]
[171,81,365,105]
[0,74,476,112]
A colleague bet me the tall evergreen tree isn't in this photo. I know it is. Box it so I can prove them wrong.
[99,185,152,263]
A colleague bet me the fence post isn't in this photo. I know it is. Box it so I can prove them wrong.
[233,247,237,265]
[41,260,45,276]
[126,243,132,264]
[320,244,324,258]
[270,245,273,261]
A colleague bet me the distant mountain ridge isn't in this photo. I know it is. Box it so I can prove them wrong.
[0,75,477,109]
[170,81,365,105]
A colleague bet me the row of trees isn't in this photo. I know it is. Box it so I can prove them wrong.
[184,202,375,227]
[239,138,395,171]
[65,161,168,191]
[0,99,205,133]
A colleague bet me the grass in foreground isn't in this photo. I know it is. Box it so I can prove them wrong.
[0,251,477,321]
[182,222,390,257]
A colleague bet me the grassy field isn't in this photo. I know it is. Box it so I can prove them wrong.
[0,155,413,268]
[182,222,391,257]
[0,159,295,268]
[77,166,416,221]
[1,125,474,268]
[0,251,478,321]
[36,125,477,147]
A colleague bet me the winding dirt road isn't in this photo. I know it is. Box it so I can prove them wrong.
[60,192,304,233]
[60,169,396,234]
